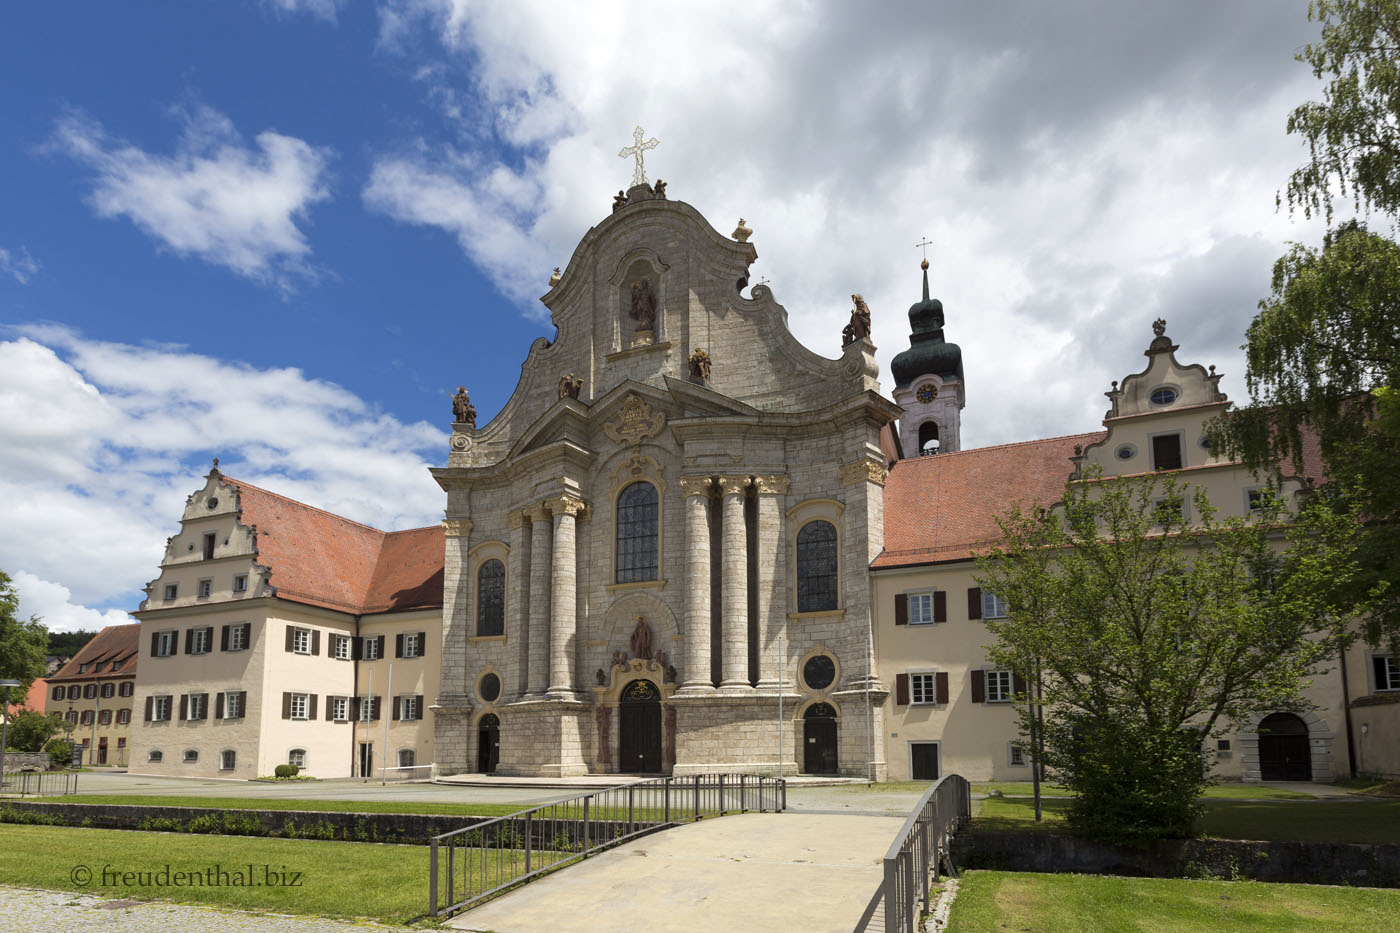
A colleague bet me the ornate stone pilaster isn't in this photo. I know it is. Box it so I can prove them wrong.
[677,476,714,694]
[547,495,587,699]
[507,510,531,698]
[717,475,751,693]
[840,457,886,693]
[526,504,552,696]
[838,458,888,488]
[750,475,789,690]
[440,517,473,698]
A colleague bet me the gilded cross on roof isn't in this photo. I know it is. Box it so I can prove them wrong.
[618,126,660,187]
[916,237,932,260]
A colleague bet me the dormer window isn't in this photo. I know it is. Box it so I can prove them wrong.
[1149,386,1179,406]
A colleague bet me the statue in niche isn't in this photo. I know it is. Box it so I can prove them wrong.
[688,347,711,385]
[558,373,583,400]
[612,190,628,212]
[842,294,872,346]
[451,386,477,427]
[653,179,667,199]
[595,668,607,686]
[629,279,656,334]
[629,616,654,660]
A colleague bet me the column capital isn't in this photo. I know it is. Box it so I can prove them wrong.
[506,510,528,531]
[524,503,551,523]
[442,518,474,537]
[679,475,713,498]
[546,494,587,518]
[750,474,790,495]
[839,458,888,487]
[715,475,751,496]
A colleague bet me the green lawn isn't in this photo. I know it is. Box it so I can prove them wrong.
[973,795,1400,844]
[41,794,530,817]
[0,824,431,924]
[972,782,1315,800]
[946,871,1400,932]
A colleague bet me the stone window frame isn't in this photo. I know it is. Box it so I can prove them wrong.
[233,574,249,593]
[908,670,939,706]
[905,590,937,626]
[219,748,237,772]
[197,578,213,599]
[227,624,249,652]
[1373,654,1400,692]
[469,540,510,640]
[606,452,668,593]
[476,667,503,705]
[183,748,199,764]
[1148,429,1187,472]
[153,629,177,657]
[786,499,845,620]
[796,644,840,694]
[397,748,417,769]
[614,480,661,585]
[1008,743,1028,767]
[984,669,1014,703]
[288,748,308,770]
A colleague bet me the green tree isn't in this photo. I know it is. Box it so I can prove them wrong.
[0,570,47,693]
[976,474,1362,842]
[5,710,63,753]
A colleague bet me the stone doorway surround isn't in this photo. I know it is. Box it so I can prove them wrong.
[592,657,677,773]
[1236,709,1334,782]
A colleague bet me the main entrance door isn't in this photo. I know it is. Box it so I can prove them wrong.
[803,703,839,775]
[618,680,662,773]
[1258,713,1311,781]
[358,742,373,778]
[478,714,500,774]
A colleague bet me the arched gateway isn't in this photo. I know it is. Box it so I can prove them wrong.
[803,702,839,775]
[618,679,663,772]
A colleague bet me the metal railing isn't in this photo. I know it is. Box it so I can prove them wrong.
[0,770,80,796]
[882,774,970,933]
[429,772,786,918]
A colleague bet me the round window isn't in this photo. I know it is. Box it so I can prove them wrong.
[207,497,219,509]
[802,655,836,691]
[479,673,501,703]
[1115,444,1136,461]
[1149,386,1178,405]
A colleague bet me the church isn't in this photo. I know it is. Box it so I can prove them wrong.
[122,174,1400,783]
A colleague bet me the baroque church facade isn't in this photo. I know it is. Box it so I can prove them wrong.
[433,181,897,777]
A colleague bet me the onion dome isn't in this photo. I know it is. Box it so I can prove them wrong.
[891,260,963,389]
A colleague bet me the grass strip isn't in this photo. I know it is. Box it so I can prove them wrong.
[972,782,1315,800]
[38,794,530,817]
[946,870,1400,932]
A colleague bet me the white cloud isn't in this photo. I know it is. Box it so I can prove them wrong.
[0,245,39,284]
[264,0,342,23]
[368,0,1331,447]
[0,327,446,631]
[51,105,332,294]
[12,571,134,635]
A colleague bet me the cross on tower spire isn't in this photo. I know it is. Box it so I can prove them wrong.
[915,237,932,270]
[618,126,660,187]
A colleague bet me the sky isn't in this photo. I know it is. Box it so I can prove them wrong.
[0,0,1338,631]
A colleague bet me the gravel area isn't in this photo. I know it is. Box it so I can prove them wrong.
[0,887,397,933]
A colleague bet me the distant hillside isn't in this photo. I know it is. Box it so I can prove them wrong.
[48,630,98,658]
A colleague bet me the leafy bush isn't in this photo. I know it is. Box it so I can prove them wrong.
[46,740,74,769]
[274,763,299,779]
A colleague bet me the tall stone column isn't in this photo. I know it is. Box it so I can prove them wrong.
[751,476,789,691]
[677,476,714,694]
[526,504,552,696]
[718,475,751,692]
[546,495,586,699]
[506,510,531,698]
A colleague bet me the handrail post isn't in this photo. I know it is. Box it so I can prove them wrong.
[628,784,634,836]
[524,812,532,874]
[664,777,671,823]
[694,774,701,821]
[718,773,726,814]
[583,797,591,853]
[429,839,439,917]
[740,774,747,812]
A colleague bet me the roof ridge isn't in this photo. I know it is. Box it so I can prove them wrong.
[900,430,1104,463]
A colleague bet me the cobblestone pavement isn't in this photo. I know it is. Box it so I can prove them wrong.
[0,887,397,933]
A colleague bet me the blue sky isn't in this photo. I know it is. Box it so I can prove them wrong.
[0,1,1335,629]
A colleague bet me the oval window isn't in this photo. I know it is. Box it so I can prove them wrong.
[1149,387,1178,405]
[803,655,836,691]
[1115,444,1136,461]
[479,673,501,703]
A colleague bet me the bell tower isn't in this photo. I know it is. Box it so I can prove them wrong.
[890,257,965,456]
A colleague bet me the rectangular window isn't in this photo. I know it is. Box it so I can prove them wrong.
[81,710,94,725]
[1375,655,1400,691]
[117,738,126,748]
[84,684,96,699]
[153,630,176,657]
[119,681,134,697]
[111,659,123,671]
[334,635,353,660]
[910,672,937,705]
[289,749,307,769]
[163,584,178,601]
[398,748,416,768]
[986,670,1013,703]
[908,592,934,625]
[51,686,63,701]
[224,692,246,719]
[189,627,211,655]
[402,632,420,658]
[233,574,248,593]
[398,695,419,720]
[101,682,114,698]
[1008,744,1027,767]
[184,749,199,763]
[187,693,207,720]
[117,709,130,725]
[148,750,163,763]
[1152,496,1189,526]
[289,693,309,720]
[358,696,380,721]
[291,627,310,654]
[203,532,216,559]
[982,591,1009,619]
[331,696,350,721]
[361,636,381,660]
[99,710,112,725]
[227,623,248,652]
[152,696,172,722]
[220,749,236,771]
[197,578,213,598]
[1151,433,1183,471]
[67,684,80,700]
[79,663,88,673]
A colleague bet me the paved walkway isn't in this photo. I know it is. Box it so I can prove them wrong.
[446,812,903,933]
[0,887,395,933]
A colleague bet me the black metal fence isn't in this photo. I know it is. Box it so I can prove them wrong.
[881,773,971,933]
[0,770,80,796]
[429,772,786,918]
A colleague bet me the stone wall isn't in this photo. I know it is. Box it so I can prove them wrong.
[1,752,54,772]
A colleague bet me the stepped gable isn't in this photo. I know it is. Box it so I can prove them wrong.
[48,623,140,682]
[223,476,443,614]
[875,432,1104,567]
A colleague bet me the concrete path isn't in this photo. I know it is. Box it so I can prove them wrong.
[446,812,903,933]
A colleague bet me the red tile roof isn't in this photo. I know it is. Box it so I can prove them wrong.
[874,432,1104,568]
[222,476,443,615]
[49,623,140,682]
[6,678,47,715]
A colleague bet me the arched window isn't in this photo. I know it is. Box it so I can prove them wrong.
[919,421,940,456]
[476,560,505,636]
[616,481,659,583]
[796,520,838,612]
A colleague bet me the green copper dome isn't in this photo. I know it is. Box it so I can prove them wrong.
[891,264,963,389]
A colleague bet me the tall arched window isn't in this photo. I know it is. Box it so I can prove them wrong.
[796,520,838,612]
[919,421,940,456]
[616,481,659,583]
[476,559,505,636]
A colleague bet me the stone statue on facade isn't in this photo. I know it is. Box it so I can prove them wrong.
[558,373,583,400]
[842,294,872,346]
[612,190,628,212]
[629,616,654,660]
[595,668,607,686]
[653,179,667,199]
[630,279,656,334]
[611,649,628,670]
[451,386,477,427]
[688,347,711,385]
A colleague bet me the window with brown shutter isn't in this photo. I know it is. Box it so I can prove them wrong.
[215,693,224,719]
[417,632,428,657]
[311,630,321,655]
[415,694,425,720]
[307,694,318,719]
[178,695,188,720]
[281,692,292,719]
[935,671,949,705]
[895,673,910,705]
[934,591,947,623]
[285,627,295,652]
[144,696,153,721]
[220,625,229,651]
[895,593,908,626]
[971,669,985,703]
[968,587,982,620]
[395,633,404,658]
[376,635,385,658]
